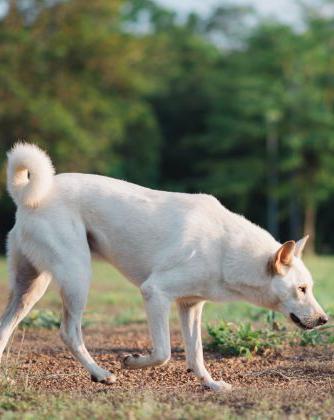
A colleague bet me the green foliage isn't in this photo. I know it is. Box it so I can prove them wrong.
[207,321,282,358]
[207,318,334,358]
[19,309,92,329]
[296,325,334,347]
[20,309,62,329]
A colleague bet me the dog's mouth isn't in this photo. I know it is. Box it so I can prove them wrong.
[290,313,312,330]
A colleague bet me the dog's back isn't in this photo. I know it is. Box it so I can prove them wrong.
[7,143,279,286]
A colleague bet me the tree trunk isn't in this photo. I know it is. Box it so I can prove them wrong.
[6,0,22,28]
[303,199,316,255]
[289,194,301,241]
[266,123,279,240]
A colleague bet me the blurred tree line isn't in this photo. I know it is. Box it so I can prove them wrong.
[1,0,334,254]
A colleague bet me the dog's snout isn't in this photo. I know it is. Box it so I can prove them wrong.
[290,313,309,329]
[317,315,328,326]
[290,313,301,324]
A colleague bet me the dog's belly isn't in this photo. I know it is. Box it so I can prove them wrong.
[86,228,152,285]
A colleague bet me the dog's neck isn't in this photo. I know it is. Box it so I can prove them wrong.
[216,208,280,309]
[222,254,278,309]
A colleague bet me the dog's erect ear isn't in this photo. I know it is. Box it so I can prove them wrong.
[273,240,296,276]
[294,235,309,258]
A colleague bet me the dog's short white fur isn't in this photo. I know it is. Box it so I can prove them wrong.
[1,143,328,391]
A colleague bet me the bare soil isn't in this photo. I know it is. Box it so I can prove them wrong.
[7,324,334,400]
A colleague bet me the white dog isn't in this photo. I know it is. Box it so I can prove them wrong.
[0,143,328,391]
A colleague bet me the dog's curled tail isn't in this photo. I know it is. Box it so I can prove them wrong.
[7,143,55,208]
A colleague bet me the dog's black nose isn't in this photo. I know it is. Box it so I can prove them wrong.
[317,315,328,326]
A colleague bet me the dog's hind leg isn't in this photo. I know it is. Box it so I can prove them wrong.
[177,300,232,392]
[0,249,51,374]
[57,259,115,384]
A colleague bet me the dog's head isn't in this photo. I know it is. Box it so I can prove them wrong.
[268,236,328,330]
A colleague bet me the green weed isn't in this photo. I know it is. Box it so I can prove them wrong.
[207,321,282,358]
[207,316,334,357]
[294,324,334,347]
[20,309,91,329]
[20,309,61,329]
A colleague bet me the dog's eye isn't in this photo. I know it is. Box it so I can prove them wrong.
[298,286,307,294]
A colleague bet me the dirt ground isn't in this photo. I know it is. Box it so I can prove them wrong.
[3,323,333,419]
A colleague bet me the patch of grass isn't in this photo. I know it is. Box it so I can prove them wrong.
[207,316,334,357]
[296,324,334,347]
[207,321,282,358]
[20,309,62,329]
[19,309,92,329]
[0,387,333,419]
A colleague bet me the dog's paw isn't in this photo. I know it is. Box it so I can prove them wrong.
[121,353,142,369]
[120,353,131,368]
[100,374,116,385]
[90,371,116,385]
[203,380,232,392]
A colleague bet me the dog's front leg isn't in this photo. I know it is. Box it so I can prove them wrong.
[122,281,171,369]
[177,300,232,392]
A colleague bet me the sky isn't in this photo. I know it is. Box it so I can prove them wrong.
[155,0,301,25]
[0,0,301,24]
